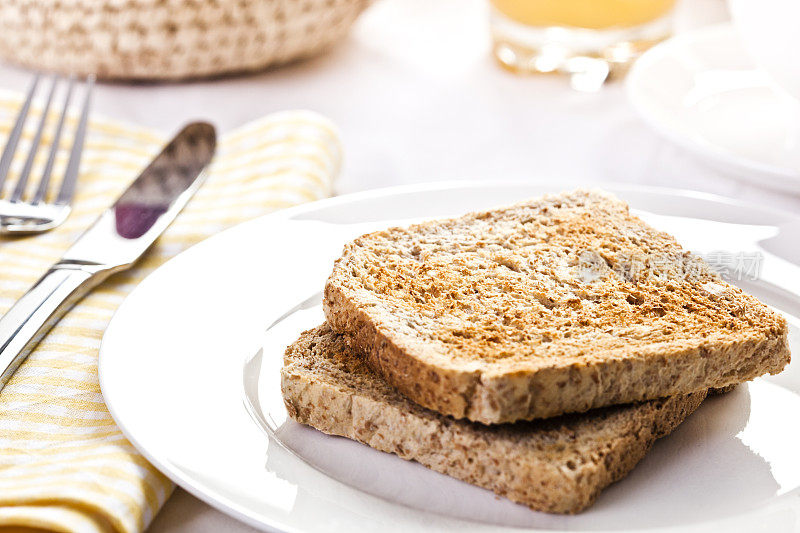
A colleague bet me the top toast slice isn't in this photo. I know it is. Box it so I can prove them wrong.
[324,189,790,423]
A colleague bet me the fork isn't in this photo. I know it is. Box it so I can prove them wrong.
[0,74,94,234]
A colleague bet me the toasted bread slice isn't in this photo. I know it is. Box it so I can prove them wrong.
[281,324,707,514]
[324,189,789,423]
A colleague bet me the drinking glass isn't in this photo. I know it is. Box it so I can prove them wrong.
[490,0,676,83]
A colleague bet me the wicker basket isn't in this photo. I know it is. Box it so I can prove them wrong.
[0,0,370,81]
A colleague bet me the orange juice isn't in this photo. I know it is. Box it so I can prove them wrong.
[490,0,677,30]
[489,0,676,82]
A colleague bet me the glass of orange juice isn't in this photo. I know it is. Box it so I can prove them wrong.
[490,0,676,84]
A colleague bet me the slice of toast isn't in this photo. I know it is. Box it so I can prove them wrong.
[324,189,789,423]
[281,324,707,514]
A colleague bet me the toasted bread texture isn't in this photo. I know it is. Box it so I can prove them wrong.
[324,189,789,423]
[281,324,707,514]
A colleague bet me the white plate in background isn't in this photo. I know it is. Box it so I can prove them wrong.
[627,24,800,193]
[100,182,800,532]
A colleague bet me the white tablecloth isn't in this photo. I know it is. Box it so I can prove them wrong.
[1,0,794,530]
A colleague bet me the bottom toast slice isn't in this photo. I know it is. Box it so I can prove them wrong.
[281,324,707,514]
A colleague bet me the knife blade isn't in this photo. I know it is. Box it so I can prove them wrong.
[0,122,217,390]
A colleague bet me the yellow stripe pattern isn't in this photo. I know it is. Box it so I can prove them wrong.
[0,91,342,533]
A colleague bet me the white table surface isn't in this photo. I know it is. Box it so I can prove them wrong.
[2,0,797,531]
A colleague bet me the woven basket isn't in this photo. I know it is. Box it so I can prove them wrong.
[0,0,370,80]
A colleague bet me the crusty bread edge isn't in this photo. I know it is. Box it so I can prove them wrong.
[281,333,708,514]
[325,280,481,418]
[324,281,789,424]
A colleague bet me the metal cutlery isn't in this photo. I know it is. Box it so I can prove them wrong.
[0,122,217,391]
[0,74,94,234]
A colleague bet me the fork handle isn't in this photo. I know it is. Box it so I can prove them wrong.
[0,262,111,391]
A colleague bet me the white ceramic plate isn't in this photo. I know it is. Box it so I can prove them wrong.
[100,182,800,533]
[627,24,800,192]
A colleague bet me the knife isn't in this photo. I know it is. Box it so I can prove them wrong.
[0,122,217,391]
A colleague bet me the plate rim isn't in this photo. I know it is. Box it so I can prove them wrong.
[626,22,800,188]
[99,180,800,533]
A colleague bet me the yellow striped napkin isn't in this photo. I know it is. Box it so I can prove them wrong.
[0,92,341,533]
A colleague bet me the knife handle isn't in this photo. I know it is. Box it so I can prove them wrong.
[0,262,110,391]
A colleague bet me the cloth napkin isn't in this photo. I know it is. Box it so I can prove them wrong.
[0,92,341,533]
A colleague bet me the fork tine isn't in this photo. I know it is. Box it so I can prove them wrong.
[10,75,58,203]
[32,76,75,205]
[55,75,93,206]
[0,74,40,194]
